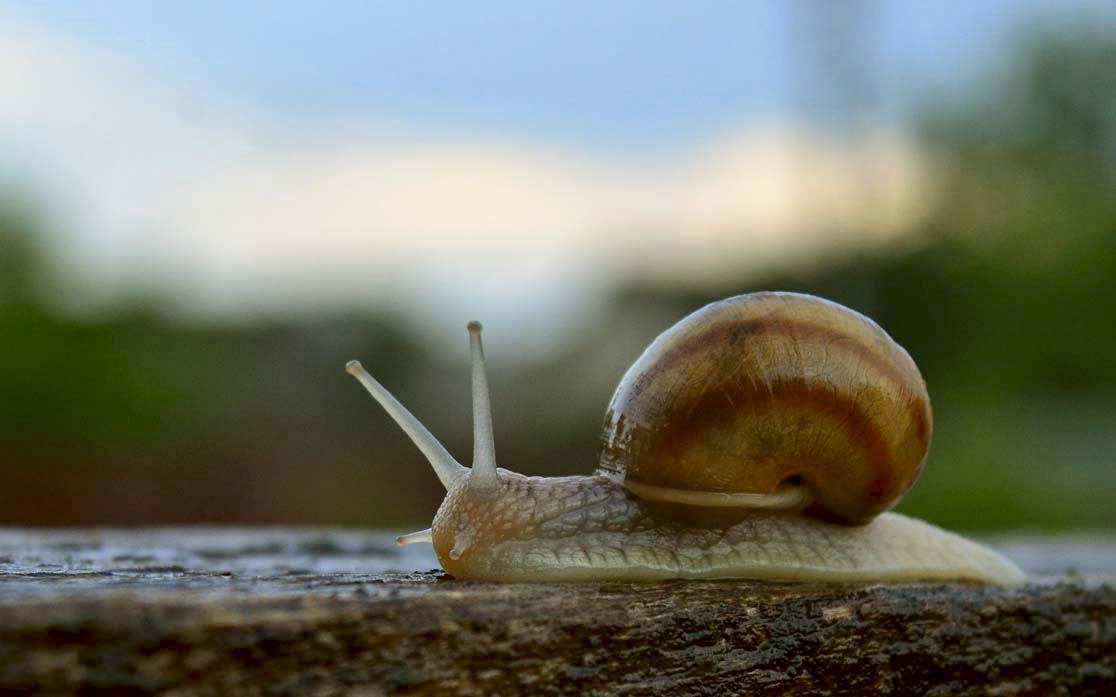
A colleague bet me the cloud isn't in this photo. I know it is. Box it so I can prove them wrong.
[0,12,934,336]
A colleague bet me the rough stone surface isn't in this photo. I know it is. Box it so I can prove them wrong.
[0,528,1113,696]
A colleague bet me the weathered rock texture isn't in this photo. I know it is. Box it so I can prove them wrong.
[0,528,1113,696]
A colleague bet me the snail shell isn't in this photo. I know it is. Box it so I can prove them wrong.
[599,292,932,524]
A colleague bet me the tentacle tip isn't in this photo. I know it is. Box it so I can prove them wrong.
[467,320,483,334]
[345,360,363,375]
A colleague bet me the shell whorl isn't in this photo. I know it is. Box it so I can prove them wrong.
[598,292,933,525]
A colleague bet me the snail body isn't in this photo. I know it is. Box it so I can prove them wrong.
[347,292,1023,585]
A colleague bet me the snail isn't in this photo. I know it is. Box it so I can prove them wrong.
[346,292,1024,585]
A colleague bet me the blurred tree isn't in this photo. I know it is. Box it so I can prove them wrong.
[0,203,43,308]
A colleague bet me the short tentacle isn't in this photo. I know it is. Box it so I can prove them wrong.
[395,528,434,546]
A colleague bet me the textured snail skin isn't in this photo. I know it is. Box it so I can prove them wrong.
[431,471,1025,585]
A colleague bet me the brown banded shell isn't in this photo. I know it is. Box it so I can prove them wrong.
[598,292,933,525]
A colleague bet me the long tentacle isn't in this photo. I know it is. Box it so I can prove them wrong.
[346,360,467,490]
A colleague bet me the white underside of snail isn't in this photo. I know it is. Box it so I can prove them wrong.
[346,294,1026,586]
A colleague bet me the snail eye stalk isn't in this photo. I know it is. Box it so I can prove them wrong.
[466,321,500,492]
[345,360,467,491]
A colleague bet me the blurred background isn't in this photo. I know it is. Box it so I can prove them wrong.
[1,1,1114,531]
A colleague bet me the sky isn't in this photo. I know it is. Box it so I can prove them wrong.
[9,0,1111,146]
[2,1,1114,349]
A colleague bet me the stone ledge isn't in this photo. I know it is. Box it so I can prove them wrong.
[0,529,1113,696]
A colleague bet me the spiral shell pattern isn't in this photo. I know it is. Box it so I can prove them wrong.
[598,292,932,524]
